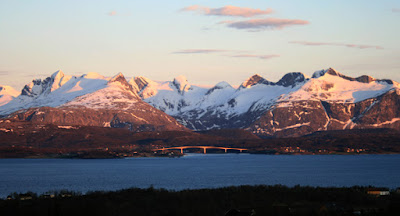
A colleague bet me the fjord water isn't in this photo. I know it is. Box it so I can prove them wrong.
[1,154,399,198]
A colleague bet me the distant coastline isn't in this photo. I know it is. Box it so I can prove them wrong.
[1,127,399,159]
[1,150,400,159]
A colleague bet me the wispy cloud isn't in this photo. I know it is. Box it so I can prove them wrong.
[173,49,279,61]
[393,8,400,13]
[24,73,50,77]
[221,18,309,31]
[0,71,9,76]
[108,11,117,16]
[107,11,131,17]
[181,5,273,17]
[173,49,228,54]
[230,54,280,60]
[290,41,384,50]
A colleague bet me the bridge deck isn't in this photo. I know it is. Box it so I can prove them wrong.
[154,146,248,154]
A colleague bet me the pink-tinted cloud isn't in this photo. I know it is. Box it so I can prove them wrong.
[24,73,50,77]
[108,11,117,16]
[173,49,279,61]
[290,41,384,50]
[221,18,309,30]
[230,54,280,60]
[0,71,9,76]
[107,11,132,17]
[181,5,273,17]
[393,8,400,13]
[173,49,228,54]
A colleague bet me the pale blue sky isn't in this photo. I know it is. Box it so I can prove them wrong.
[1,0,399,89]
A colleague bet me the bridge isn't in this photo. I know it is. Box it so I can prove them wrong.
[154,146,249,154]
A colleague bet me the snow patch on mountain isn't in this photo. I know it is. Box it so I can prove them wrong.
[0,85,20,107]
[144,83,209,115]
[62,82,138,110]
[279,72,395,104]
[275,122,311,132]
[83,72,105,79]
[129,76,161,99]
[0,71,110,115]
[173,75,192,94]
[50,70,72,92]
[1,68,398,136]
[62,72,140,109]
[140,73,307,117]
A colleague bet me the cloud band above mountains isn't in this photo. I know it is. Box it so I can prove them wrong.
[181,5,273,17]
[173,49,227,54]
[173,49,279,61]
[290,41,383,50]
[230,54,280,60]
[0,71,9,76]
[181,5,309,31]
[221,18,309,30]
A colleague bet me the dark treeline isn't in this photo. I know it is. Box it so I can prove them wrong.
[1,185,400,216]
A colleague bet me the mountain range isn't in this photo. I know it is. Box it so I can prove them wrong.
[0,68,399,137]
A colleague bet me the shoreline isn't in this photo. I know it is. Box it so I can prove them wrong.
[2,184,400,199]
[1,151,400,159]
[2,185,400,215]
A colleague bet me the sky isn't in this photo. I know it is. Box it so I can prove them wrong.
[1,0,399,90]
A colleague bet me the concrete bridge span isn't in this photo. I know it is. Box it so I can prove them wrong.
[154,146,248,154]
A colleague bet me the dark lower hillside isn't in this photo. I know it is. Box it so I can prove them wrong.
[1,185,400,216]
[0,123,399,158]
[197,128,261,139]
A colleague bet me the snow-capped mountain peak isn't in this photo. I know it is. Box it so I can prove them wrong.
[1,71,114,115]
[62,72,140,110]
[1,68,399,137]
[276,72,307,87]
[312,68,393,86]
[51,70,64,79]
[0,85,20,107]
[129,76,152,92]
[0,85,19,97]
[19,70,73,98]
[136,68,399,134]
[280,70,397,104]
[240,72,306,89]
[205,81,233,95]
[106,72,140,98]
[0,71,186,132]
[108,72,125,83]
[50,70,73,92]
[240,74,272,89]
[355,75,376,84]
[172,75,191,94]
[312,67,338,78]
[215,81,232,88]
[129,76,160,99]
[83,72,105,79]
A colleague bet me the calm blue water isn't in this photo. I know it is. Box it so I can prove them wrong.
[0,154,399,198]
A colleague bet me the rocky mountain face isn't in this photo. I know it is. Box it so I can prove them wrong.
[1,68,399,137]
[247,89,400,137]
[128,68,399,137]
[0,71,186,132]
[246,69,400,137]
